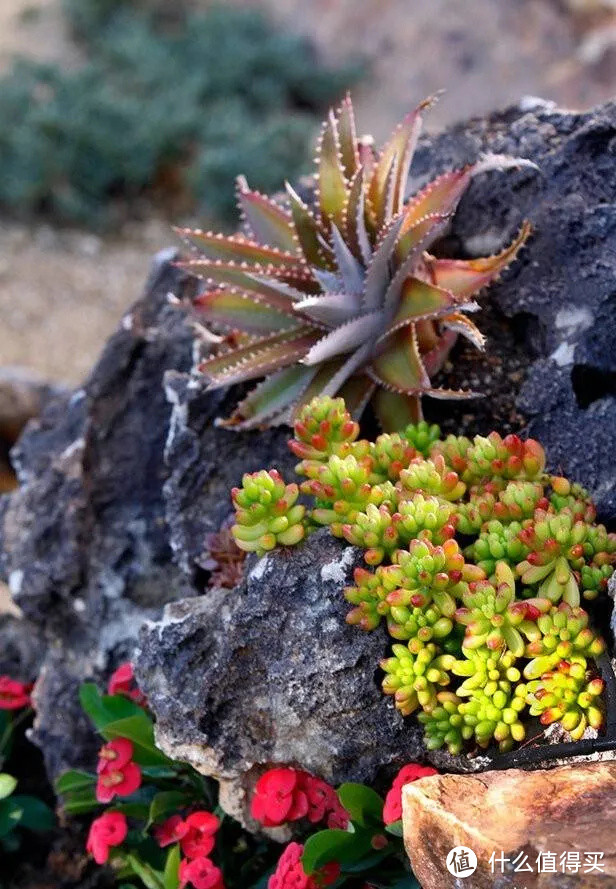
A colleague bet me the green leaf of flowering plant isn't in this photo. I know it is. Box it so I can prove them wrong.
[79,684,170,767]
[0,774,17,800]
[101,715,170,767]
[9,795,54,832]
[126,853,166,889]
[384,819,404,837]
[147,791,190,829]
[342,848,392,873]
[112,802,152,820]
[79,683,142,729]
[0,797,23,839]
[55,770,96,795]
[337,783,384,827]
[141,767,180,780]
[163,844,181,889]
[61,786,99,815]
[301,827,373,874]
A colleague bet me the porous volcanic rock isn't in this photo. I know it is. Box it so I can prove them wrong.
[135,530,423,825]
[410,98,616,519]
[0,250,198,778]
[403,762,616,887]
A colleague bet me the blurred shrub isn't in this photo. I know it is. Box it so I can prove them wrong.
[0,4,363,227]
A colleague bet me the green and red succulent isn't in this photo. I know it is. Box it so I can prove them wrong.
[230,395,615,756]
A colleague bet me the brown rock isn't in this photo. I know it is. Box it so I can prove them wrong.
[403,762,616,888]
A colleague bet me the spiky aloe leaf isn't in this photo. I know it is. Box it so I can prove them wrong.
[362,215,405,311]
[424,221,532,298]
[294,292,359,326]
[194,289,302,334]
[317,112,348,230]
[286,182,334,270]
[368,101,425,227]
[442,313,486,349]
[199,327,320,388]
[380,279,458,338]
[336,93,360,181]
[176,228,303,268]
[371,388,422,430]
[183,258,318,292]
[395,212,450,264]
[223,365,318,429]
[370,327,430,394]
[236,176,296,252]
[343,168,372,265]
[304,313,382,366]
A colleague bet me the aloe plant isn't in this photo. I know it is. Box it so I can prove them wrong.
[179,94,534,430]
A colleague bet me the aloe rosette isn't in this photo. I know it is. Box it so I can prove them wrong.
[180,95,533,430]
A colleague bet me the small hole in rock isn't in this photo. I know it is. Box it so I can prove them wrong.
[509,311,546,358]
[571,364,616,409]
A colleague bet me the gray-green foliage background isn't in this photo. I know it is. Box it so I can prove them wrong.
[0,0,363,228]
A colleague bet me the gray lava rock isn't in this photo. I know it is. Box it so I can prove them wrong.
[135,530,423,824]
[0,251,198,779]
[162,371,295,579]
[410,99,616,518]
[0,612,45,680]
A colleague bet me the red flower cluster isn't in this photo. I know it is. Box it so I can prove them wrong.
[382,763,438,825]
[96,737,142,803]
[179,856,224,889]
[0,676,33,710]
[268,842,339,889]
[251,768,348,830]
[154,812,222,889]
[86,812,127,864]
[107,662,146,706]
[154,811,220,859]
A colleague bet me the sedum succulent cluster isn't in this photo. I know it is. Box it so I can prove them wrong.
[230,396,615,755]
[180,94,535,431]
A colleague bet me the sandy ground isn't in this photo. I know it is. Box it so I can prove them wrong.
[0,219,171,384]
[0,0,616,384]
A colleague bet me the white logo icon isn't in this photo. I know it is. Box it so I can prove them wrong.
[446,846,478,878]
